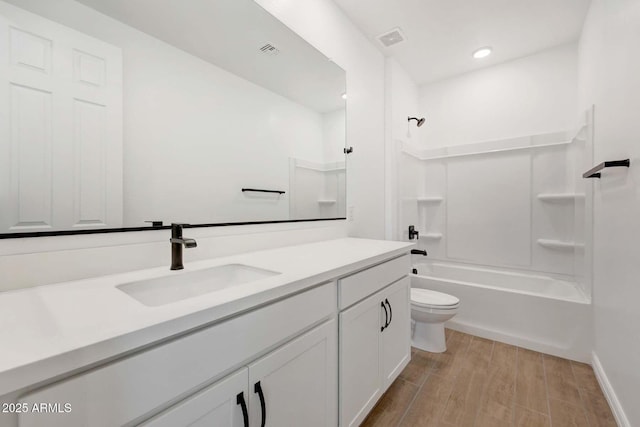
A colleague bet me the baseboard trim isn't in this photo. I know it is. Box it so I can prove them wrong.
[592,351,630,427]
[445,319,591,363]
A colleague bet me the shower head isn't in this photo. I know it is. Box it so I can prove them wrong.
[408,116,426,127]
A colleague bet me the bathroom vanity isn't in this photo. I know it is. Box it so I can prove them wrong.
[0,238,413,427]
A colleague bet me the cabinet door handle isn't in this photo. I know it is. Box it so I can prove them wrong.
[381,301,388,332]
[385,299,392,328]
[236,392,249,427]
[254,381,266,427]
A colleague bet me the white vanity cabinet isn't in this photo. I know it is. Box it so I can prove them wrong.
[3,241,414,427]
[338,256,411,427]
[143,319,337,427]
[18,283,337,427]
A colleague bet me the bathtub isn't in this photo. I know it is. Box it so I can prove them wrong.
[411,261,591,362]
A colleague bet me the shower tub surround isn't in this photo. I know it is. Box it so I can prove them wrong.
[398,123,594,362]
[399,127,590,287]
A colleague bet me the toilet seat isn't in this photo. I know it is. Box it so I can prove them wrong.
[411,288,459,309]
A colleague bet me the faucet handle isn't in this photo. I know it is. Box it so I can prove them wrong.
[408,225,419,240]
[171,223,187,239]
[171,223,188,232]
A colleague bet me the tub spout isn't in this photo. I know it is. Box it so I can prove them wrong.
[411,249,428,256]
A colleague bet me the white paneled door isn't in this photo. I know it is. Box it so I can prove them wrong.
[0,1,122,233]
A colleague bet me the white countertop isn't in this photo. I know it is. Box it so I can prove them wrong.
[0,238,413,396]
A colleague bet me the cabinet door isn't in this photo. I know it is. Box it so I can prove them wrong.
[339,291,386,427]
[141,368,249,427]
[248,319,337,427]
[381,277,411,389]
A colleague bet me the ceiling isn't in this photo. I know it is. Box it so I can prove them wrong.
[333,0,591,85]
[74,0,346,112]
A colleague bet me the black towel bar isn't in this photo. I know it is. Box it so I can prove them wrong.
[241,188,285,195]
[583,159,630,178]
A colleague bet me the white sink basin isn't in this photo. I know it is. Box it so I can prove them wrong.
[117,264,281,307]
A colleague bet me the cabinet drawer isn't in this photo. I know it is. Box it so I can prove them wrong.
[18,282,336,427]
[338,255,409,310]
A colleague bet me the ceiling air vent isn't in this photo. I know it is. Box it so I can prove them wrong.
[259,43,280,56]
[377,27,406,48]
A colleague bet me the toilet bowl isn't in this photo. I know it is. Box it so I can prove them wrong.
[410,288,459,353]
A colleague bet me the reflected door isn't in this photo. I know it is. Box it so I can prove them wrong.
[0,1,123,232]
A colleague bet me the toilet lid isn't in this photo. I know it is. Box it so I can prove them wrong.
[411,288,459,308]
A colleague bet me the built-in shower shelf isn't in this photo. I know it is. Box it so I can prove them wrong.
[537,239,584,250]
[401,130,579,161]
[417,196,444,203]
[317,199,337,204]
[537,193,586,202]
[419,233,443,240]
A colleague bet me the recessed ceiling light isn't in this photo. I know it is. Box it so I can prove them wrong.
[472,47,492,59]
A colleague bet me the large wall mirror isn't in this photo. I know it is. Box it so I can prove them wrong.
[0,0,347,237]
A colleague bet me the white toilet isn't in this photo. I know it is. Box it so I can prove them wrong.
[410,288,460,353]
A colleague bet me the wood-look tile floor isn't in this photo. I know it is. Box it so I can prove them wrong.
[362,329,617,427]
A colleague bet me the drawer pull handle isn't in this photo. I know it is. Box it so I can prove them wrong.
[381,301,388,332]
[385,299,392,328]
[254,381,266,427]
[236,392,249,427]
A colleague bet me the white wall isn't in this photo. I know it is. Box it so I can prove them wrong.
[386,58,423,146]
[322,109,346,164]
[579,1,640,425]
[123,41,327,224]
[419,43,578,147]
[384,57,425,239]
[255,0,386,239]
[0,0,386,291]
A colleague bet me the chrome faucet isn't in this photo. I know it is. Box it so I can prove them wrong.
[170,223,197,270]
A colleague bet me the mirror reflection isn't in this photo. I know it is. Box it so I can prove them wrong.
[0,0,346,235]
